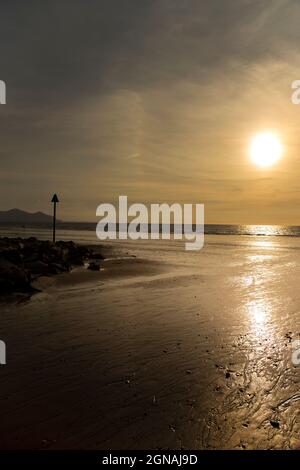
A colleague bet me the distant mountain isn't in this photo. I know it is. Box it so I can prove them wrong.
[0,209,61,223]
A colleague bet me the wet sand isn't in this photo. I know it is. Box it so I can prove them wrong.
[0,235,300,449]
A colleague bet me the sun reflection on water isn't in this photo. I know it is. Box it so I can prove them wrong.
[241,225,287,236]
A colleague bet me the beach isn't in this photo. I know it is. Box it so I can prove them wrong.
[0,233,300,449]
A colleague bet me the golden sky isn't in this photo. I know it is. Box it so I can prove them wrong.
[1,0,300,224]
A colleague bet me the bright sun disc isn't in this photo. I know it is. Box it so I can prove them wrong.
[250,132,282,168]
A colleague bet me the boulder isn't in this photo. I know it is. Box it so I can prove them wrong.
[0,257,31,292]
[88,261,101,271]
[25,260,52,276]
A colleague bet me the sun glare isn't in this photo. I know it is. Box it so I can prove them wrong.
[250,132,283,168]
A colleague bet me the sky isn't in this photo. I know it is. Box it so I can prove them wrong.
[0,0,300,224]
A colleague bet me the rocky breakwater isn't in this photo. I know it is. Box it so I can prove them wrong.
[0,237,103,294]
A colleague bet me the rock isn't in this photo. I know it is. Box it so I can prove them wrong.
[23,253,40,263]
[0,258,31,292]
[26,260,51,276]
[88,262,100,271]
[47,263,69,275]
[0,249,22,264]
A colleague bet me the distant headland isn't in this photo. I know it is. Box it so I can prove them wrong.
[0,209,62,224]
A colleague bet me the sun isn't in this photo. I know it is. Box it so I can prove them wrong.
[250,132,283,168]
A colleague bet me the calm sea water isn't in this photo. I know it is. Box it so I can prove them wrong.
[1,223,300,242]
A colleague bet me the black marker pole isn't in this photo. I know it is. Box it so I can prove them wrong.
[51,193,59,243]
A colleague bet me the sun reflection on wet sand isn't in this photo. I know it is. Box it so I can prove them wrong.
[246,299,274,340]
[248,254,273,262]
[248,301,268,324]
[251,239,278,249]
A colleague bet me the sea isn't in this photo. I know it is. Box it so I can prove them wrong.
[1,222,300,245]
